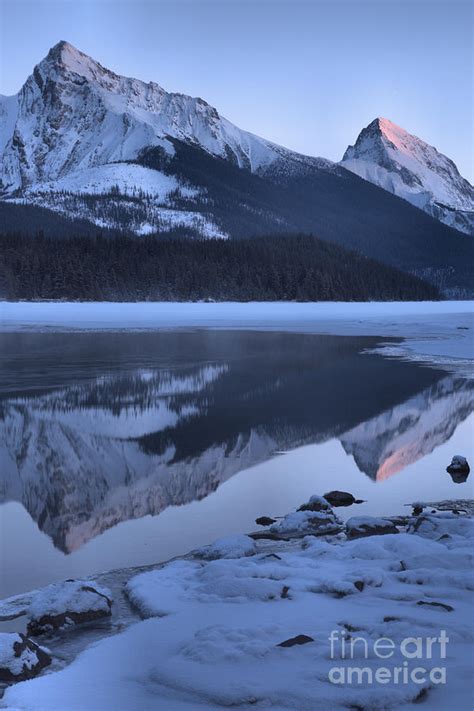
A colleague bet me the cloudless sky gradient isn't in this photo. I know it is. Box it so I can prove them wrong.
[0,0,472,181]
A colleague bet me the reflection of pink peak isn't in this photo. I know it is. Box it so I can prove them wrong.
[340,377,474,481]
[376,445,423,481]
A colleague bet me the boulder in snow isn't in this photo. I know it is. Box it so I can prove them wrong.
[277,634,314,648]
[269,509,343,537]
[448,470,470,484]
[194,535,256,560]
[346,516,399,539]
[27,580,113,636]
[447,455,470,483]
[447,455,470,474]
[297,495,332,512]
[0,633,51,683]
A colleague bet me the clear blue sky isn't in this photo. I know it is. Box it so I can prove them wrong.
[1,0,472,181]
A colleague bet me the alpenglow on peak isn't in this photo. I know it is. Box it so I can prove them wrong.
[341,117,474,234]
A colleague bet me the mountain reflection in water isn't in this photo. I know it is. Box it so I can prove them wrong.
[0,330,472,556]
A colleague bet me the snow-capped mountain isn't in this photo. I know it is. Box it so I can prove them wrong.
[0,40,270,188]
[0,40,333,236]
[1,41,473,292]
[341,117,474,235]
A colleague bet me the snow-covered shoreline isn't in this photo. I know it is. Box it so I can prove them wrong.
[1,498,473,710]
[1,300,473,374]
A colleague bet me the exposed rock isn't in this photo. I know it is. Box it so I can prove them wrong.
[447,470,470,484]
[297,495,332,512]
[447,455,470,476]
[255,516,277,527]
[416,601,454,612]
[27,580,113,636]
[346,516,399,539]
[323,491,363,507]
[412,501,425,516]
[446,456,470,484]
[0,633,51,683]
[277,634,314,648]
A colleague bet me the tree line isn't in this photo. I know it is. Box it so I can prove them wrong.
[0,231,440,302]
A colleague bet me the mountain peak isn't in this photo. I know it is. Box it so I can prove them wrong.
[350,117,411,153]
[48,39,79,58]
[39,40,114,82]
[374,117,418,152]
[341,117,474,234]
[371,116,400,132]
[3,41,301,196]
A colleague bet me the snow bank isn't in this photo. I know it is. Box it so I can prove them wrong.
[269,509,343,536]
[27,580,112,635]
[346,516,399,539]
[408,511,474,544]
[2,512,474,710]
[194,534,256,560]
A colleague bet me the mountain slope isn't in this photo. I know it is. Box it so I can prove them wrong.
[0,40,338,238]
[0,40,329,193]
[1,42,473,293]
[341,118,474,234]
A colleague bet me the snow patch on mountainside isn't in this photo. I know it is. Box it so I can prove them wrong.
[7,161,226,237]
[341,118,474,234]
[22,163,189,199]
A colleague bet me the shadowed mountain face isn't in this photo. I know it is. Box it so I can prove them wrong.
[0,331,471,553]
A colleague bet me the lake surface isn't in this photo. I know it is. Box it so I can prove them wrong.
[1,329,473,599]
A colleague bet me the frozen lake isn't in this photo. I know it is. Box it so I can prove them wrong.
[0,322,473,598]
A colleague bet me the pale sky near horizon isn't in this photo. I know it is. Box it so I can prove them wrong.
[0,0,472,181]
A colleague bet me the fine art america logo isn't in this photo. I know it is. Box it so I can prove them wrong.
[328,630,449,685]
